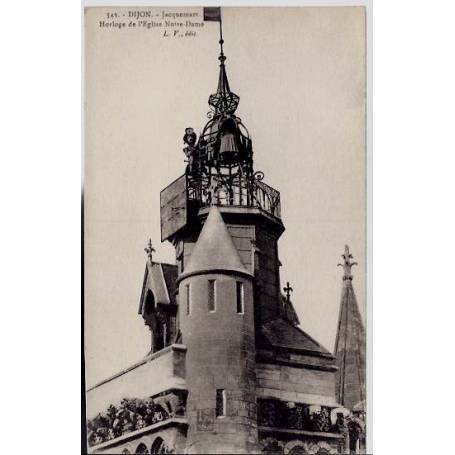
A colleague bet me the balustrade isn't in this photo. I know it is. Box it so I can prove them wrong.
[257,398,345,434]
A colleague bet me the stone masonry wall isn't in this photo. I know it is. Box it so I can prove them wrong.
[256,362,337,407]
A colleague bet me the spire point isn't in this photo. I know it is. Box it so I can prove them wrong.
[203,9,239,115]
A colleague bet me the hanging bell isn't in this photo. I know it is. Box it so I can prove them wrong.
[219,132,239,161]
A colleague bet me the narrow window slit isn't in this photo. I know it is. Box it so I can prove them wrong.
[208,279,216,312]
[236,281,244,314]
[186,284,191,315]
[216,389,226,417]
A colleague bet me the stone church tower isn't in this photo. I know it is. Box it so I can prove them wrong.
[86,13,365,455]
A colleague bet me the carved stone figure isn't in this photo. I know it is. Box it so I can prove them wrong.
[310,408,331,432]
[154,392,183,417]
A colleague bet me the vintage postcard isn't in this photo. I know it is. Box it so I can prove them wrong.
[84,5,368,454]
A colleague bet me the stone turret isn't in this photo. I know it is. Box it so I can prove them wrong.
[177,206,259,454]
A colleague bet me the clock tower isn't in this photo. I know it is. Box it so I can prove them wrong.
[159,25,285,454]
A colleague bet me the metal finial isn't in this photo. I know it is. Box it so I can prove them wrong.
[218,18,225,61]
[337,245,358,280]
[207,11,240,115]
[144,238,155,263]
[283,281,294,304]
[203,7,225,62]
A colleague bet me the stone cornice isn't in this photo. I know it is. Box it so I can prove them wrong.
[198,205,285,235]
[258,426,344,439]
[257,351,338,372]
[176,267,253,284]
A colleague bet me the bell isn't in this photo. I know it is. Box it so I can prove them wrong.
[219,132,239,158]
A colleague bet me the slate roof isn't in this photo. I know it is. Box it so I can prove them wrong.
[161,263,178,303]
[281,293,301,326]
[334,279,366,410]
[138,262,178,315]
[181,205,251,278]
[258,318,333,357]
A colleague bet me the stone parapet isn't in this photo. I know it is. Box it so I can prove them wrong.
[86,344,187,420]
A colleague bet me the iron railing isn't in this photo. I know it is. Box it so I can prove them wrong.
[187,173,281,219]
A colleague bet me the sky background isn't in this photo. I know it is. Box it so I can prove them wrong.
[84,6,366,388]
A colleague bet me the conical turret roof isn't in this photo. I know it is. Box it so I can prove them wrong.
[180,205,250,279]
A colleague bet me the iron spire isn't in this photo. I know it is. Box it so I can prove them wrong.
[207,11,240,115]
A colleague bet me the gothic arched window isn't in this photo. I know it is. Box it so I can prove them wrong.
[262,439,283,454]
[155,314,168,351]
[144,290,156,315]
[135,442,149,454]
[151,437,168,454]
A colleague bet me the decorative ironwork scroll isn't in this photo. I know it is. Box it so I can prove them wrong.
[181,75,282,222]
[186,172,281,219]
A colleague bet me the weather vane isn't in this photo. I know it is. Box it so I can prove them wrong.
[204,6,240,115]
[338,245,358,280]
